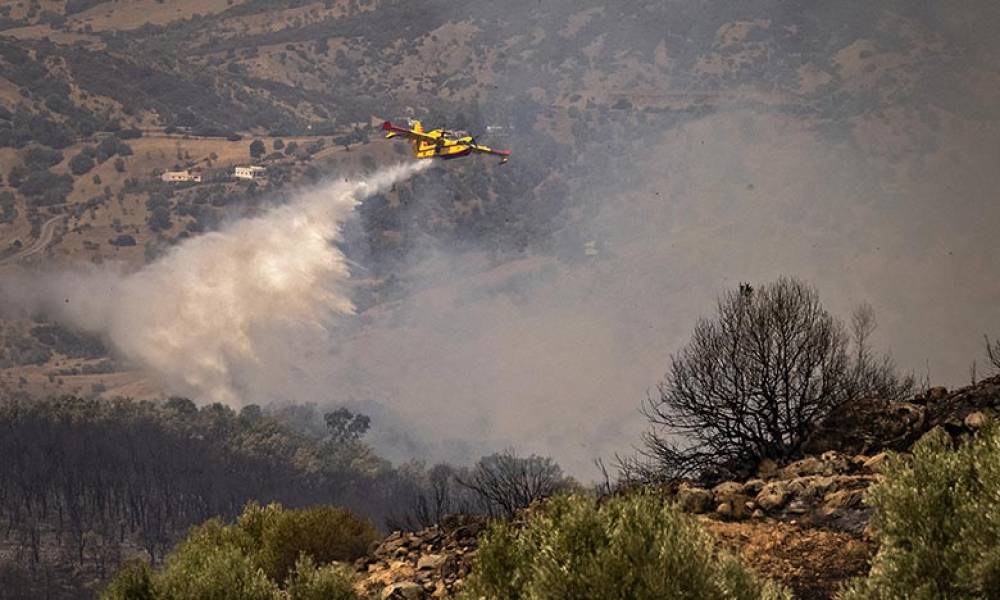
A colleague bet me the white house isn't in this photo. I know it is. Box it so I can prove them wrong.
[234,166,267,180]
[161,169,202,183]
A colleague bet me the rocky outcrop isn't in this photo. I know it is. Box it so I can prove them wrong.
[671,377,1000,534]
[353,377,1000,598]
[672,450,878,534]
[354,515,483,599]
[923,378,1000,435]
[676,484,714,514]
[805,376,1000,456]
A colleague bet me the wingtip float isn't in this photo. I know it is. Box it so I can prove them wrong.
[382,120,511,165]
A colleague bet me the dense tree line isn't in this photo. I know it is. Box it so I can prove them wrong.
[0,397,324,569]
[0,395,571,598]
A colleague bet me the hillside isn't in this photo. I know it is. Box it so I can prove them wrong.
[352,376,1000,599]
[2,0,998,429]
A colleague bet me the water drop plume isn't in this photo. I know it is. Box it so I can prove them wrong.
[2,161,431,404]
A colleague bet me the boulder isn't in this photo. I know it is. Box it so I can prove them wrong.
[785,478,816,500]
[805,476,839,498]
[913,386,949,405]
[779,456,825,478]
[964,411,988,429]
[862,452,890,473]
[712,481,745,501]
[440,556,459,578]
[822,489,865,515]
[819,451,851,473]
[417,554,447,571]
[780,452,850,479]
[357,514,484,599]
[382,581,425,600]
[676,485,713,514]
[755,481,790,512]
[742,479,766,496]
[890,402,927,437]
[822,489,872,534]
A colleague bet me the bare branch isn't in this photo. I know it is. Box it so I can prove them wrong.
[637,277,912,483]
[455,450,568,519]
[986,335,1000,371]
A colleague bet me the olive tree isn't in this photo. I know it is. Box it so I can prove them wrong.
[642,277,911,480]
[249,139,266,158]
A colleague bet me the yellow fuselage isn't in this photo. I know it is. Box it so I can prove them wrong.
[383,120,510,164]
[413,134,476,160]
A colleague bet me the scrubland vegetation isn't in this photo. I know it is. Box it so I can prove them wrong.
[841,425,1000,599]
[94,418,1000,599]
[102,503,369,600]
[0,392,574,597]
[462,494,789,600]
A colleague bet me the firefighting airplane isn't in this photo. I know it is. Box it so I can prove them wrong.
[382,120,511,164]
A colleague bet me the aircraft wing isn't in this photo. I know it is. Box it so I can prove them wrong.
[470,143,512,164]
[382,121,436,142]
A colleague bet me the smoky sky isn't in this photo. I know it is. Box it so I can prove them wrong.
[324,3,1000,477]
[330,107,1000,478]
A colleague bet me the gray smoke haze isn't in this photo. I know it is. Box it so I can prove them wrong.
[322,109,1000,478]
[316,3,1000,477]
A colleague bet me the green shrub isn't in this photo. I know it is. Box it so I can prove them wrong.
[839,425,1000,599]
[258,505,378,582]
[70,152,96,175]
[101,503,368,600]
[155,526,279,600]
[24,147,63,169]
[19,170,73,205]
[250,139,266,158]
[460,493,789,600]
[103,560,155,600]
[96,135,133,162]
[0,190,16,224]
[284,555,357,600]
[7,165,27,187]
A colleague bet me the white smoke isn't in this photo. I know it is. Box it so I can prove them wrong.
[3,162,430,405]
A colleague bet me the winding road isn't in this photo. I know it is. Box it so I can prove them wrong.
[0,216,64,265]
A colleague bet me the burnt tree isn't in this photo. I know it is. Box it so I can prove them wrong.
[642,277,911,481]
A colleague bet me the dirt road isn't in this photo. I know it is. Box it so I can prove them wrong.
[0,216,63,265]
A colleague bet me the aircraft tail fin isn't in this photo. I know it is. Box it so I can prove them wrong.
[381,121,397,139]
